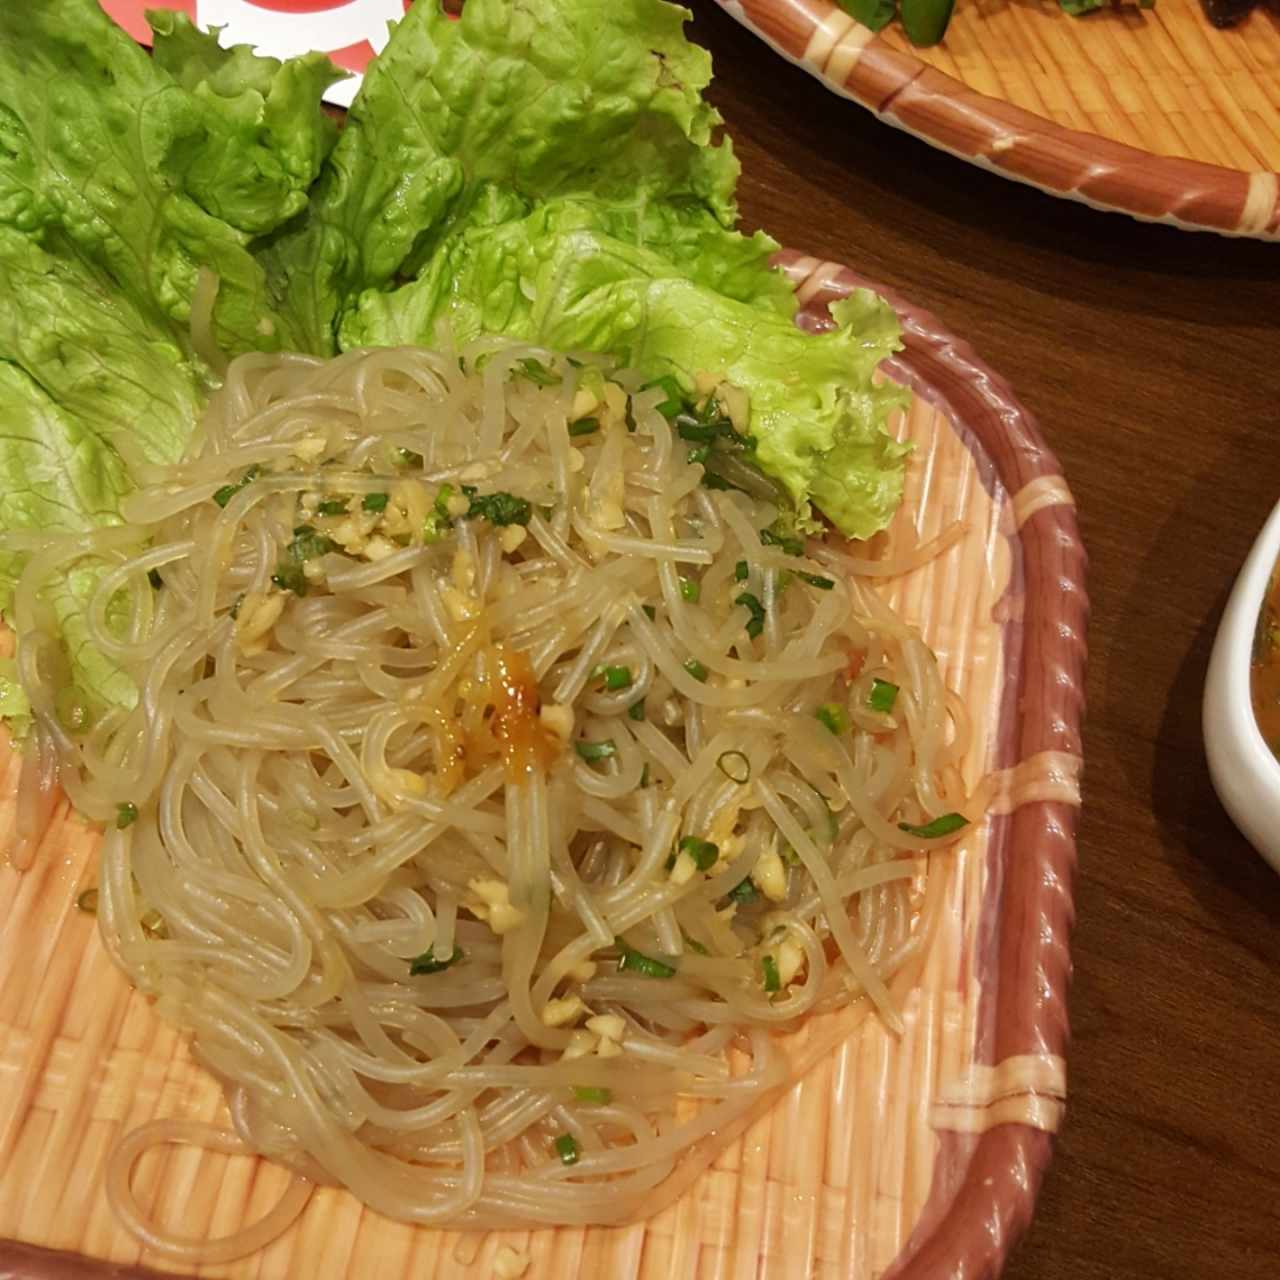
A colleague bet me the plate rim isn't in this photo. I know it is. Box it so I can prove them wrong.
[716,0,1280,241]
[0,250,1088,1280]
[778,247,1085,1279]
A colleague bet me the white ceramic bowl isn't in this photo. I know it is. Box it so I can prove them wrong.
[1205,498,1280,873]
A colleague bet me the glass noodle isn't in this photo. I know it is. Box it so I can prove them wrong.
[8,340,976,1258]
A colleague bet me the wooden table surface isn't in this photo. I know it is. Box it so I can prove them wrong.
[687,4,1280,1277]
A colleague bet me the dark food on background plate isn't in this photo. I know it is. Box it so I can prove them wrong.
[839,0,1260,48]
[1198,0,1266,25]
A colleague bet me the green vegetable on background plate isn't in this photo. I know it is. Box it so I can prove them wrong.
[838,0,1152,45]
[0,0,913,727]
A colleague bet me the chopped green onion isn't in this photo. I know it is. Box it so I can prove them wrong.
[640,763,650,788]
[683,935,709,956]
[640,374,685,418]
[409,946,463,975]
[316,498,348,516]
[518,357,561,387]
[596,665,633,691]
[759,526,804,556]
[816,703,849,735]
[115,802,138,830]
[701,470,742,492]
[468,491,532,527]
[683,658,708,683]
[212,464,260,509]
[271,561,308,595]
[673,403,753,461]
[554,1133,581,1165]
[627,699,646,722]
[288,526,337,561]
[421,484,455,542]
[363,492,390,513]
[573,1086,613,1104]
[686,444,710,465]
[679,577,700,603]
[798,571,835,590]
[735,591,766,639]
[734,561,749,582]
[678,836,719,871]
[617,945,677,978]
[674,413,727,444]
[716,750,751,784]
[421,510,450,543]
[575,740,617,763]
[727,878,758,905]
[761,954,781,993]
[868,679,899,713]
[229,593,245,620]
[899,813,969,839]
[272,525,336,593]
[642,604,657,621]
[397,448,424,467]
[568,416,600,437]
[147,568,163,589]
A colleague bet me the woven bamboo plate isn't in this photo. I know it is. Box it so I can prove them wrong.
[0,252,1087,1280]
[716,0,1280,238]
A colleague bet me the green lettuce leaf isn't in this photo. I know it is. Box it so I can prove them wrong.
[0,0,339,361]
[0,0,911,726]
[265,0,792,352]
[0,230,201,470]
[321,0,905,537]
[0,1,341,711]
[347,213,909,540]
[148,12,343,237]
[0,354,139,717]
[0,659,31,742]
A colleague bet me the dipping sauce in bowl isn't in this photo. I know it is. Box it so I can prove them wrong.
[1206,499,1280,874]
[1254,566,1280,755]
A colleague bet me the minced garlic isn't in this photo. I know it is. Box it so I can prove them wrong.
[751,846,787,902]
[234,592,285,655]
[541,995,585,1028]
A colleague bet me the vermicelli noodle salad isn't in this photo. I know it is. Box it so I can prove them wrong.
[11,342,974,1252]
[0,0,984,1263]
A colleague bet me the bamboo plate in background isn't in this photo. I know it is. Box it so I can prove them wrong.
[717,0,1280,238]
[0,254,1087,1280]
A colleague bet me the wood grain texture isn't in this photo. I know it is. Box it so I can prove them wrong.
[686,3,1280,1275]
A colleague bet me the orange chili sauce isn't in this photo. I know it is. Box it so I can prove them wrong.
[412,643,559,791]
[488,644,560,778]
